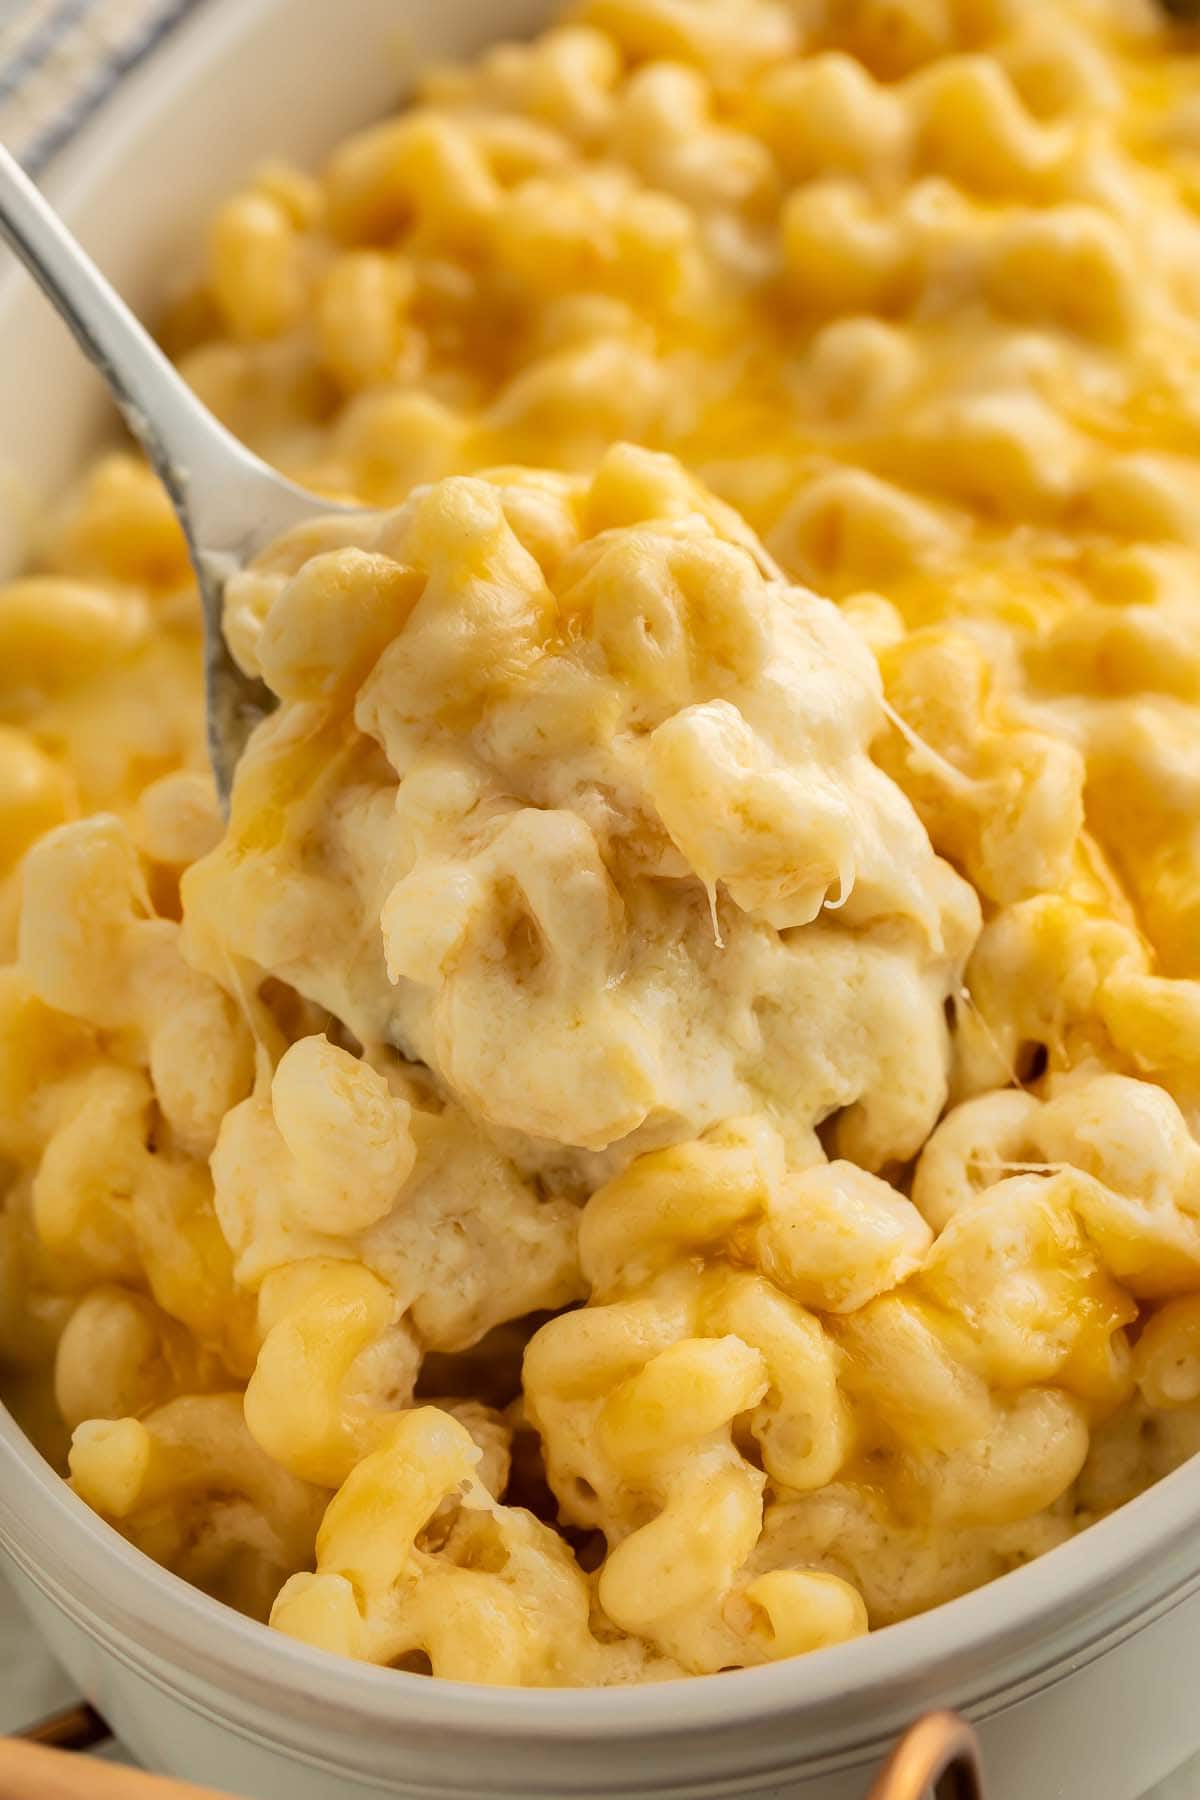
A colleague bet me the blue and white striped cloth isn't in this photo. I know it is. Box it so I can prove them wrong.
[0,0,204,169]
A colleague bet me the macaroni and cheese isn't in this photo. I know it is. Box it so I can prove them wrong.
[4,0,1200,1687]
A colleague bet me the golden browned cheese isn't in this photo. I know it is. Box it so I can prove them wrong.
[4,0,1200,1685]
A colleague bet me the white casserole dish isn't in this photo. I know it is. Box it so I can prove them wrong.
[2,2,1200,1794]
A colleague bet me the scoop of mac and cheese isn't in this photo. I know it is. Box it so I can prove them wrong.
[3,0,1200,1688]
[185,446,977,1180]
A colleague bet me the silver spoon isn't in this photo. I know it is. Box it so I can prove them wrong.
[0,143,355,807]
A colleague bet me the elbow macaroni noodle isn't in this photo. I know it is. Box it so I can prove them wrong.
[3,0,1200,1685]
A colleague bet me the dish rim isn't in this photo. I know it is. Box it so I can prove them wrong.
[4,1397,1200,1746]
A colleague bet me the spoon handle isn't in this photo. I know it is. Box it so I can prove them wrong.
[0,143,333,803]
[0,142,276,552]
